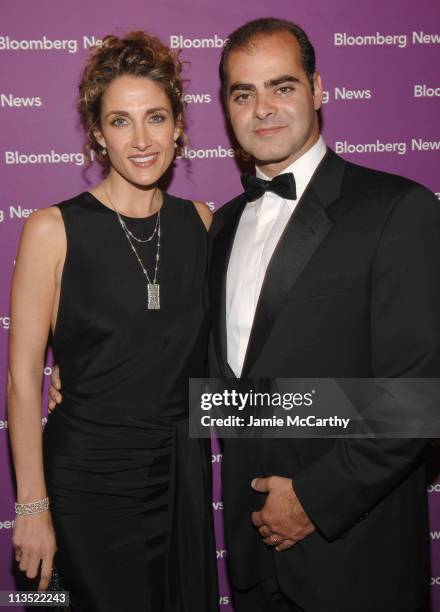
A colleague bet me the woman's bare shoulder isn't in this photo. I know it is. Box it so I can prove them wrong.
[20,206,65,250]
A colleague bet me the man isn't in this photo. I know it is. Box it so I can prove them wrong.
[208,17,440,612]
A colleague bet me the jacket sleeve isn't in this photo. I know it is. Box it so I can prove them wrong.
[293,184,440,540]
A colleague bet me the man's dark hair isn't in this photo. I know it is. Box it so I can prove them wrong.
[219,17,316,96]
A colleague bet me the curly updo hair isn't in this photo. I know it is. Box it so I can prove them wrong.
[78,30,184,169]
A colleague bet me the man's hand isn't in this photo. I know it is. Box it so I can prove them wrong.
[47,365,62,413]
[251,476,315,551]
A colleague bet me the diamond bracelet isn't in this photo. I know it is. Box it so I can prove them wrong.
[14,497,50,516]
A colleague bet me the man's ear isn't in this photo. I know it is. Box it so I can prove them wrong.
[312,71,323,111]
[222,89,231,120]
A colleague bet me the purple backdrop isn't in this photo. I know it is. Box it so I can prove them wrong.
[1,0,439,609]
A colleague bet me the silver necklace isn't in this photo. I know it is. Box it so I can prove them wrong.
[104,186,161,310]
[120,208,160,243]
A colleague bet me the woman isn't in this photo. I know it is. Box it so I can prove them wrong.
[8,31,218,611]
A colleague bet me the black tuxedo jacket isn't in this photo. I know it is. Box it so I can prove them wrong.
[208,149,440,612]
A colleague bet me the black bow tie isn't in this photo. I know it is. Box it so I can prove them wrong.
[241,172,297,202]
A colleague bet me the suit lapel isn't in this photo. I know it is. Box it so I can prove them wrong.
[210,195,247,378]
[241,149,346,377]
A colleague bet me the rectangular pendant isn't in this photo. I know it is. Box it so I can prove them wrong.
[147,283,160,310]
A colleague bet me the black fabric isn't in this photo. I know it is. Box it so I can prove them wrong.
[232,579,301,612]
[232,581,430,612]
[43,191,217,611]
[241,172,297,202]
[209,149,439,611]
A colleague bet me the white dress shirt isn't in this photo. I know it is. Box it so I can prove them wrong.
[226,136,327,377]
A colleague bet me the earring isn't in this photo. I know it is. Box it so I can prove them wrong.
[173,141,178,149]
[102,146,107,156]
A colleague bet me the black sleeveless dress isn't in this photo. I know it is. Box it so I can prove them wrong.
[42,192,218,612]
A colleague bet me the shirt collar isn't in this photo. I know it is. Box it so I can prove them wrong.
[253,135,327,215]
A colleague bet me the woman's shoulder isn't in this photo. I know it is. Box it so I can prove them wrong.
[22,191,93,241]
[165,192,213,231]
[23,205,63,237]
[18,205,65,258]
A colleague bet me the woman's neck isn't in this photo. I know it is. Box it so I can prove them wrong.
[97,173,161,218]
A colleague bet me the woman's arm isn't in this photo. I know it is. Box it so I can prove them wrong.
[7,206,65,590]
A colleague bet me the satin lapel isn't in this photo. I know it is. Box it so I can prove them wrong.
[241,150,346,378]
[210,195,247,378]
